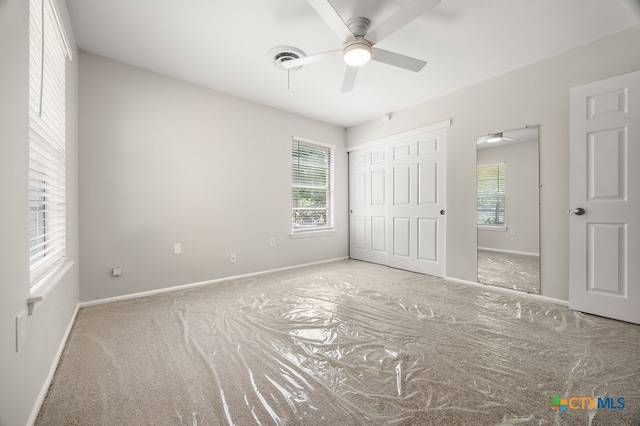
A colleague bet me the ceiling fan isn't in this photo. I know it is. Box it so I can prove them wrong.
[281,0,441,92]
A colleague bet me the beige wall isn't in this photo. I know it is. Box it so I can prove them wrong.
[78,52,348,302]
[0,0,79,424]
[347,25,640,301]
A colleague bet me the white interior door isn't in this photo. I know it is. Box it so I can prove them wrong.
[387,128,447,277]
[569,70,640,324]
[349,145,388,265]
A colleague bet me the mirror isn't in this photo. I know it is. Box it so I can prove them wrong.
[476,126,540,293]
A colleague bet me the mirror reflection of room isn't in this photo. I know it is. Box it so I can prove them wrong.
[476,126,540,293]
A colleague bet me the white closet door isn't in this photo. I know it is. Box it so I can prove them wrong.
[349,125,448,278]
[569,70,640,324]
[387,128,447,277]
[349,145,388,265]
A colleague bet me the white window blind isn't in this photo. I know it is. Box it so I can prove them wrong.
[477,163,506,227]
[29,0,69,284]
[291,138,335,233]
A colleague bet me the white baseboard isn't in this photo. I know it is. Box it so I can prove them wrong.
[28,302,80,426]
[478,247,540,257]
[80,257,350,308]
[445,276,569,307]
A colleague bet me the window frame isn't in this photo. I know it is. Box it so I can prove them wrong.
[477,162,506,229]
[290,137,336,237]
[28,0,70,285]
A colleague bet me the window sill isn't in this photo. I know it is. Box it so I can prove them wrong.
[478,226,507,231]
[290,229,337,239]
[27,260,74,315]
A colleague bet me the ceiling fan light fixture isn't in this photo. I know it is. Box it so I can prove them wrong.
[343,40,372,67]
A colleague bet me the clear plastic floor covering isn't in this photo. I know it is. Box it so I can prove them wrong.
[37,260,640,425]
[477,250,540,294]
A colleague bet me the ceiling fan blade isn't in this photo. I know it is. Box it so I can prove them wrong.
[341,66,359,92]
[371,48,427,72]
[307,0,354,41]
[281,50,342,69]
[367,0,441,45]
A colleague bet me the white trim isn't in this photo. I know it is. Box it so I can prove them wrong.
[80,257,350,308]
[477,161,506,167]
[27,302,80,426]
[292,136,335,150]
[27,261,74,315]
[346,119,451,152]
[445,276,569,307]
[477,226,507,231]
[478,247,540,257]
[290,229,337,238]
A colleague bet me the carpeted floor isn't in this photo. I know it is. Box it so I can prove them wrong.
[478,250,540,294]
[37,259,639,425]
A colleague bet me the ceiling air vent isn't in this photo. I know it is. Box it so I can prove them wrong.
[269,46,306,72]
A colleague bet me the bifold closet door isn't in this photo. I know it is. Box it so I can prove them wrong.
[349,145,389,265]
[349,127,447,278]
[387,128,447,277]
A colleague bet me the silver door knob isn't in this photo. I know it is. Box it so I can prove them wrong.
[573,207,586,215]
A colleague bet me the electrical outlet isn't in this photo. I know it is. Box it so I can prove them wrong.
[16,311,26,352]
[112,267,123,276]
[269,237,276,248]
[173,243,182,255]
[230,253,237,263]
[509,229,516,236]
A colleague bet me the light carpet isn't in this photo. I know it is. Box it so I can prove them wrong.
[36,260,640,425]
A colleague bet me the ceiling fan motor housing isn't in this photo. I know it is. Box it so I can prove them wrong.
[347,17,370,38]
[343,15,373,67]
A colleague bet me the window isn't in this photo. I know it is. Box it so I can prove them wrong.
[29,0,70,283]
[477,163,505,227]
[291,138,335,234]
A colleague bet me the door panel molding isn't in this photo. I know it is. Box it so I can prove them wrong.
[569,70,640,324]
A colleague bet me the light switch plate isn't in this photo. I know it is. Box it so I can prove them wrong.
[173,243,182,255]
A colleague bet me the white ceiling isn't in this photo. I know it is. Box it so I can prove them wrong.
[66,0,640,128]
